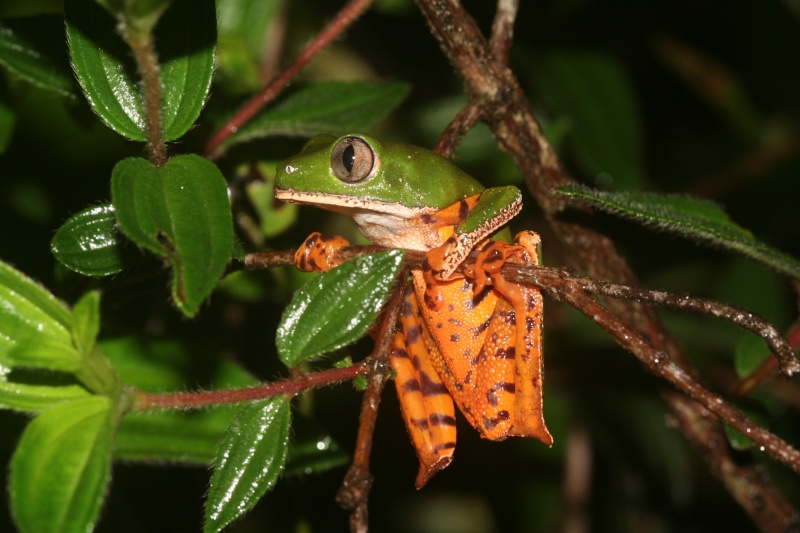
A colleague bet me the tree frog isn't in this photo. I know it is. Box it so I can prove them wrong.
[275,133,552,488]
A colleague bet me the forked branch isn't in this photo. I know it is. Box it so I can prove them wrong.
[411,0,798,529]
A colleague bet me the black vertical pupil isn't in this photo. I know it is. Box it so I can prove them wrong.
[343,145,355,172]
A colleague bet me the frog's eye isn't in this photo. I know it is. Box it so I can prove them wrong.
[331,137,376,183]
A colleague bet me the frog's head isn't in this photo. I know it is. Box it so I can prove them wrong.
[274,133,485,218]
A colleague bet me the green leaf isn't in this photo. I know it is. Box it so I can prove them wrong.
[214,33,261,96]
[223,81,409,150]
[7,338,82,373]
[0,371,90,413]
[10,396,115,533]
[102,336,256,391]
[0,259,72,364]
[71,291,101,356]
[116,409,235,464]
[51,204,134,277]
[111,155,233,317]
[65,0,144,139]
[204,396,291,533]
[557,184,800,281]
[157,0,216,141]
[65,0,216,141]
[533,51,643,189]
[0,259,86,409]
[4,286,115,395]
[0,17,76,98]
[70,291,117,395]
[277,250,405,367]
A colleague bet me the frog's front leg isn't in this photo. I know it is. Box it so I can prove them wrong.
[294,231,351,272]
[390,285,457,488]
[422,187,522,310]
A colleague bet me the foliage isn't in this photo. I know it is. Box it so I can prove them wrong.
[0,0,799,532]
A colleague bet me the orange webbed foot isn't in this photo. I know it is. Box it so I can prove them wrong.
[294,232,351,273]
[420,236,461,311]
[463,231,539,300]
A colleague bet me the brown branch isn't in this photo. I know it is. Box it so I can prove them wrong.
[245,247,798,376]
[434,99,487,158]
[336,280,406,533]
[413,0,685,367]
[409,1,798,526]
[245,246,800,474]
[544,272,800,475]
[732,318,800,397]
[528,271,800,377]
[204,0,373,158]
[667,392,800,532]
[414,0,568,213]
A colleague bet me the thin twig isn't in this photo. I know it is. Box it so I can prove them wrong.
[434,99,486,157]
[125,32,166,167]
[204,0,373,158]
[336,281,406,532]
[533,272,800,377]
[549,280,800,475]
[490,0,519,64]
[732,319,800,396]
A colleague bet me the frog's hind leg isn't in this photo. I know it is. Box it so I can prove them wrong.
[469,231,552,446]
[390,286,457,488]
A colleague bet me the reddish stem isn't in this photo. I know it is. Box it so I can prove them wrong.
[204,0,373,158]
[133,364,365,411]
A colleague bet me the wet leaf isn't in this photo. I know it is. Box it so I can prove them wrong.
[51,204,133,277]
[204,396,291,533]
[277,250,405,367]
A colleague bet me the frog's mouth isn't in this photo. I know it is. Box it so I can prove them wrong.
[274,188,426,220]
[274,188,443,250]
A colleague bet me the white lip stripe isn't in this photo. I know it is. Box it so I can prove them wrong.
[274,188,427,219]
